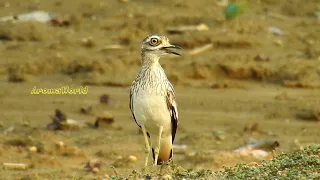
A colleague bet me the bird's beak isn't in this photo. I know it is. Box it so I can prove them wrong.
[162,45,182,56]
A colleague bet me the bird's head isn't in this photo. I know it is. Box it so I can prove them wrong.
[141,34,182,58]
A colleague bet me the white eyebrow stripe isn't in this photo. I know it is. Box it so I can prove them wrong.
[149,36,160,40]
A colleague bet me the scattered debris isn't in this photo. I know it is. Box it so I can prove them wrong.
[211,81,242,89]
[268,26,284,36]
[50,17,70,27]
[274,92,291,100]
[4,138,44,153]
[112,155,137,168]
[111,166,119,175]
[293,138,304,150]
[296,109,320,121]
[0,11,53,23]
[47,109,86,130]
[7,74,27,82]
[103,82,129,87]
[80,106,93,115]
[283,80,320,89]
[3,163,28,170]
[268,12,289,21]
[103,174,110,180]
[161,174,173,180]
[95,111,114,128]
[52,109,67,121]
[189,43,213,55]
[21,119,30,126]
[83,81,130,87]
[5,138,31,147]
[166,24,208,34]
[7,68,28,83]
[211,83,230,89]
[173,144,188,149]
[84,159,102,173]
[47,109,67,130]
[53,141,85,157]
[81,37,95,48]
[219,63,273,80]
[100,94,111,104]
[55,141,65,151]
[213,130,226,142]
[47,122,59,130]
[214,40,252,48]
[234,139,279,159]
[3,126,15,134]
[0,11,70,26]
[189,62,211,79]
[243,122,276,136]
[274,39,283,47]
[185,151,196,157]
[216,0,229,7]
[98,45,126,52]
[315,10,320,19]
[254,54,270,62]
[60,119,86,130]
[99,94,116,104]
[243,122,259,133]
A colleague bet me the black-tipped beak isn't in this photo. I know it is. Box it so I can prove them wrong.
[162,45,182,56]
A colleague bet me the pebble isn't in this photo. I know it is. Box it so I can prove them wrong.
[161,174,173,180]
[92,167,100,173]
[274,39,283,47]
[185,151,196,157]
[95,111,114,128]
[268,26,284,36]
[84,159,102,173]
[254,54,270,62]
[116,155,123,160]
[29,146,37,153]
[55,141,65,150]
[81,37,95,48]
[128,155,137,162]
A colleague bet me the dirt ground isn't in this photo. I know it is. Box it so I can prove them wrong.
[0,0,319,179]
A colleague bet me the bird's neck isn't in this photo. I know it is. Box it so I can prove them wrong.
[139,53,166,80]
[135,53,168,94]
[141,52,161,68]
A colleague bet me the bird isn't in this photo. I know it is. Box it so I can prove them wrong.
[129,34,181,166]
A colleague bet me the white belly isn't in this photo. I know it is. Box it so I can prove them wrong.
[133,94,171,135]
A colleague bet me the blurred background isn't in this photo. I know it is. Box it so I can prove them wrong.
[0,0,319,179]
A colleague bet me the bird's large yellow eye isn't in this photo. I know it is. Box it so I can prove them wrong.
[149,38,160,46]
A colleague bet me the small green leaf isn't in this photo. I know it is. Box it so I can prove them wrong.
[225,3,240,20]
[225,2,248,20]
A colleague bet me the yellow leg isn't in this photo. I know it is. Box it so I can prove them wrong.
[141,126,150,167]
[154,126,163,165]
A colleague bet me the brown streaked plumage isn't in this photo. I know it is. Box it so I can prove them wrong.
[129,34,181,166]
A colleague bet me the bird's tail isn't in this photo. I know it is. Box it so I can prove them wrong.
[152,135,172,165]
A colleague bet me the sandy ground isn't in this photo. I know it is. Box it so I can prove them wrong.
[0,0,320,179]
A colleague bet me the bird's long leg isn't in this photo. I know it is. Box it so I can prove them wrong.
[141,126,150,167]
[154,126,163,165]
